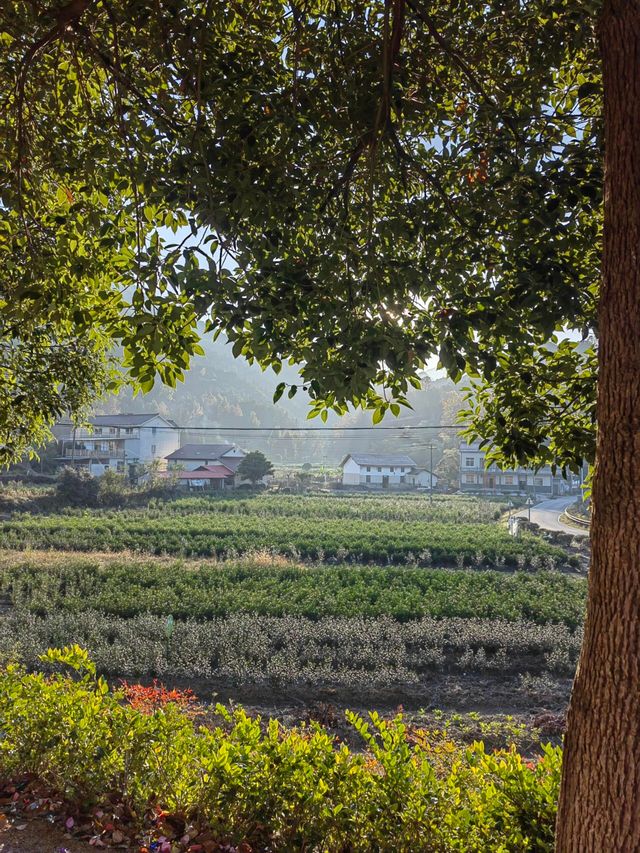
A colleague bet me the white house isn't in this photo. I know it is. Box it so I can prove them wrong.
[56,413,180,477]
[340,454,436,490]
[407,467,438,489]
[459,441,579,496]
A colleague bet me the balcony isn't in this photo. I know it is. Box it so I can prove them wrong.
[61,447,126,461]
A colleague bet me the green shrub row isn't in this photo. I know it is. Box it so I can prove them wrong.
[0,513,572,567]
[69,493,510,524]
[1,556,587,626]
[0,647,561,852]
[0,611,582,682]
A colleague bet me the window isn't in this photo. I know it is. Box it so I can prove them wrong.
[116,461,125,473]
[366,466,371,472]
[504,475,513,485]
[400,475,405,484]
[152,427,157,435]
[534,477,544,486]
[94,428,102,435]
[366,475,371,483]
[465,474,476,484]
[465,457,475,467]
[400,467,404,473]
[390,467,395,473]
[377,467,382,472]
[124,428,133,435]
[151,444,157,455]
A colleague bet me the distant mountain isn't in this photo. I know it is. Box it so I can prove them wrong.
[95,336,463,465]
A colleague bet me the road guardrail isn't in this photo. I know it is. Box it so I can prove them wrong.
[564,507,590,528]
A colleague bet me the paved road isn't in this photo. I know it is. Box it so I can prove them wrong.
[515,496,590,536]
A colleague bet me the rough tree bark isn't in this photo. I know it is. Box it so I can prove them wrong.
[556,1,640,849]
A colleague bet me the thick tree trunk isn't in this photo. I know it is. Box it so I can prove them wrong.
[556,2,640,849]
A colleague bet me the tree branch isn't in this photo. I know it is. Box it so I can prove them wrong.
[406,0,520,145]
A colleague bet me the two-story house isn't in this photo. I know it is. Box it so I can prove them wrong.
[56,413,180,476]
[459,441,579,496]
[165,443,246,471]
[340,453,437,490]
[164,443,248,488]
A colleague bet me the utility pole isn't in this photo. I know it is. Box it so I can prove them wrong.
[70,427,76,467]
[430,443,433,502]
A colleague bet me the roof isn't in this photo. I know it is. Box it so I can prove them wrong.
[341,453,417,468]
[409,467,435,475]
[162,464,235,480]
[214,455,242,472]
[52,414,178,437]
[166,443,239,461]
[89,413,167,427]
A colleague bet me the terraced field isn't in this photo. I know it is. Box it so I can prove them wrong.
[0,493,573,568]
[0,492,582,713]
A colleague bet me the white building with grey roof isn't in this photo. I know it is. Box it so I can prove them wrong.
[340,453,437,490]
[55,413,180,476]
[165,443,246,472]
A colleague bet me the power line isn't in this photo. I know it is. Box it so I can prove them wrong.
[91,422,464,432]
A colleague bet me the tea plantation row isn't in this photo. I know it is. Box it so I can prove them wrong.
[1,554,586,626]
[1,610,581,683]
[103,493,510,523]
[0,513,572,567]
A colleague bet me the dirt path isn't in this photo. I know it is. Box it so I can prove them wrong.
[0,815,90,852]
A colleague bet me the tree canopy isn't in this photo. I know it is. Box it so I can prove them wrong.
[1,0,600,470]
[237,450,275,484]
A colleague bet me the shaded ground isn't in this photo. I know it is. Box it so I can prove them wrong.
[118,670,571,753]
[0,815,90,852]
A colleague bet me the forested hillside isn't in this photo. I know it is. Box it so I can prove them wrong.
[96,337,463,466]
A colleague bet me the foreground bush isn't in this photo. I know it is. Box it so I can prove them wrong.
[0,647,561,851]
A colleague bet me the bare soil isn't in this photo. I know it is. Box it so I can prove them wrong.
[121,670,571,752]
[0,815,90,852]
[136,670,572,718]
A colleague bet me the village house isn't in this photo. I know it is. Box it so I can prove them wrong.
[165,443,245,471]
[163,463,237,491]
[164,443,248,489]
[54,413,180,477]
[459,441,580,496]
[340,453,437,490]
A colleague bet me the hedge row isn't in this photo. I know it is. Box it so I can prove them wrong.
[1,555,587,626]
[0,513,572,567]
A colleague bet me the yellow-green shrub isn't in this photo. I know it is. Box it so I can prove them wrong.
[0,646,561,852]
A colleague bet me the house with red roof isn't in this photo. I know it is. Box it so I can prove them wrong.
[162,462,236,491]
[164,443,255,490]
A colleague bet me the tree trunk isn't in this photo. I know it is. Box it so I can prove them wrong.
[556,2,640,849]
